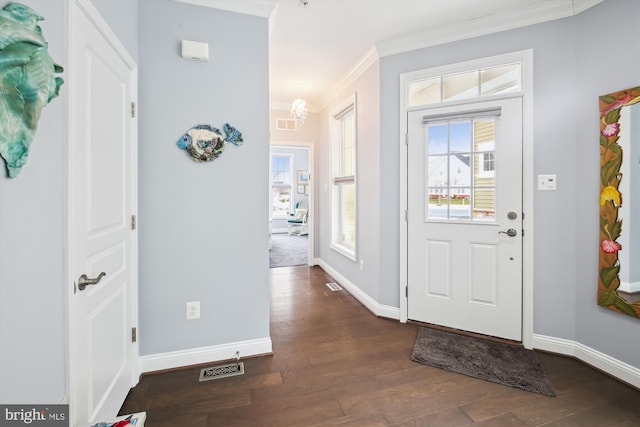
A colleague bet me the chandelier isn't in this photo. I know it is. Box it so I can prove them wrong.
[290,97,308,126]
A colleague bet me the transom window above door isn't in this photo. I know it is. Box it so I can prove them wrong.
[408,63,521,107]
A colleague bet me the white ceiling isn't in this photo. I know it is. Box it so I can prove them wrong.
[176,0,602,112]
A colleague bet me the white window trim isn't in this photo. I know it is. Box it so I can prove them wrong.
[330,93,357,261]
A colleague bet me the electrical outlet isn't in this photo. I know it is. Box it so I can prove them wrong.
[186,301,200,320]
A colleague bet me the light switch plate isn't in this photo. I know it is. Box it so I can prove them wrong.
[537,174,557,191]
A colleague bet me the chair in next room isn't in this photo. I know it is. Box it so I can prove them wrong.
[288,201,309,236]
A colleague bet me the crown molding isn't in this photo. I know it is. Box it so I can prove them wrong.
[316,47,379,112]
[173,0,277,18]
[376,0,603,57]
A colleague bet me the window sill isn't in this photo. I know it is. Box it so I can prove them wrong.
[330,243,356,262]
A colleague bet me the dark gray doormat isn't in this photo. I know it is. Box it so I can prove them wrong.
[411,327,556,396]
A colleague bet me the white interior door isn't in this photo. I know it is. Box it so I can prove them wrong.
[68,1,138,425]
[407,98,522,341]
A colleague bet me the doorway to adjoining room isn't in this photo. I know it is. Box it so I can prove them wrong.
[269,146,310,268]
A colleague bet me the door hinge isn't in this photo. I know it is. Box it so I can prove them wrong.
[405,209,408,222]
[405,133,408,146]
[130,101,136,118]
[131,215,136,230]
[132,327,137,343]
[405,286,408,297]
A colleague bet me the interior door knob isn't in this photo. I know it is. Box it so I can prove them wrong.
[498,229,517,237]
[78,272,106,291]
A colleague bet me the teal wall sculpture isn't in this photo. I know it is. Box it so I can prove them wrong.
[0,2,63,178]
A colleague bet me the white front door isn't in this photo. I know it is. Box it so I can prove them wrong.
[68,1,138,425]
[407,98,523,341]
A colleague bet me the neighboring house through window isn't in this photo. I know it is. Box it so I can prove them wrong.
[331,94,357,260]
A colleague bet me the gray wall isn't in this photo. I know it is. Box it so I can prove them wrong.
[0,0,66,404]
[138,0,270,355]
[379,0,639,367]
[572,0,639,366]
[317,62,381,301]
[92,0,139,63]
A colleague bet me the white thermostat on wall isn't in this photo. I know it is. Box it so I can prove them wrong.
[181,40,209,62]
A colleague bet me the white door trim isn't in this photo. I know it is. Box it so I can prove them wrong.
[270,140,316,265]
[65,0,139,422]
[399,49,534,349]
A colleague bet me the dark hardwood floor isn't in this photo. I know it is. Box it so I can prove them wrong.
[120,266,640,426]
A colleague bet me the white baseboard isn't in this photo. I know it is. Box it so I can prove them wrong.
[619,280,640,294]
[317,259,400,320]
[532,334,640,389]
[139,337,272,373]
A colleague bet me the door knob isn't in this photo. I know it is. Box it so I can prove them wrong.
[498,229,517,237]
[78,272,106,291]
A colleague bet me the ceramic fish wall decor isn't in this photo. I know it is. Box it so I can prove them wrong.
[176,123,243,162]
[0,2,64,178]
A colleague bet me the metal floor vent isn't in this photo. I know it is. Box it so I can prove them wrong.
[326,282,342,291]
[199,362,244,382]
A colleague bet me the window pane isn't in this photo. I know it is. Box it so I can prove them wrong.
[341,183,356,246]
[481,63,521,96]
[272,154,292,218]
[473,187,495,220]
[272,186,291,218]
[409,77,441,106]
[271,155,291,186]
[450,121,471,153]
[474,119,495,144]
[450,153,471,188]
[474,119,496,179]
[332,97,357,258]
[427,155,448,188]
[443,71,479,101]
[404,61,522,108]
[341,110,356,176]
[424,116,500,222]
[451,189,472,220]
[427,123,448,155]
[427,188,448,220]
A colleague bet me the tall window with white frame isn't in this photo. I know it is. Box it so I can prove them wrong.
[331,94,357,260]
[271,154,293,219]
